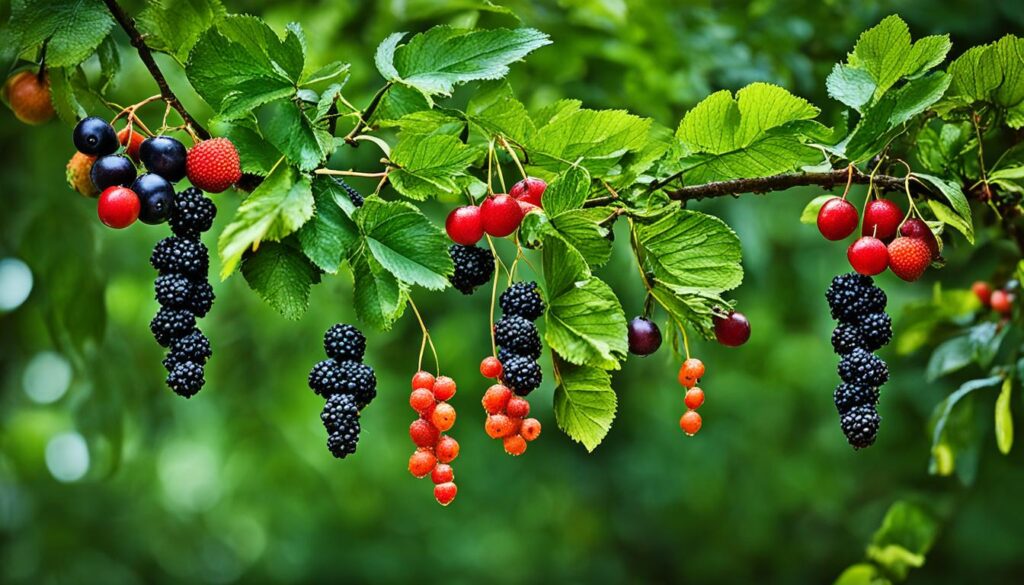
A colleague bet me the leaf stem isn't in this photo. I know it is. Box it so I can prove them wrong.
[314,169,388,178]
[343,82,391,145]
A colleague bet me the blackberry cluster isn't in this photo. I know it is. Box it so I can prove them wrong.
[826,273,891,449]
[495,282,545,395]
[307,323,377,459]
[449,244,494,294]
[150,188,217,398]
[334,177,365,208]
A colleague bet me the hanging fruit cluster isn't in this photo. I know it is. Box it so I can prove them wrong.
[408,372,461,506]
[308,324,378,458]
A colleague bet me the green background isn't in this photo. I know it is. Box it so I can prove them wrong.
[2,0,1024,583]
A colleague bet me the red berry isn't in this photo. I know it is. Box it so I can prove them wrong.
[887,237,931,282]
[434,481,458,506]
[431,463,454,485]
[862,199,902,240]
[991,290,1013,314]
[67,152,98,197]
[510,177,547,207]
[186,137,241,193]
[431,402,457,432]
[435,435,460,463]
[432,376,456,401]
[520,418,542,442]
[409,388,435,413]
[445,205,484,245]
[480,194,524,237]
[506,396,530,418]
[97,186,140,228]
[972,281,992,306]
[482,384,512,415]
[679,410,702,436]
[485,414,513,439]
[117,127,145,164]
[4,70,54,125]
[480,356,503,379]
[899,218,940,259]
[517,199,540,216]
[411,371,435,391]
[847,236,889,275]
[503,434,527,456]
[713,311,751,347]
[677,358,705,388]
[816,197,858,241]
[684,387,705,410]
[409,418,440,448]
[408,449,437,478]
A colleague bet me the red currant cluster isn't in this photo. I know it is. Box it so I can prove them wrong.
[817,193,939,281]
[480,357,542,455]
[407,371,460,506]
[677,358,706,436]
[973,280,1016,316]
[445,177,546,246]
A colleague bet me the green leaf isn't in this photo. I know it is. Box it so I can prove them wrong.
[465,80,535,144]
[6,0,114,67]
[826,64,877,112]
[96,35,120,92]
[552,357,617,452]
[257,99,332,172]
[906,35,953,78]
[542,166,590,216]
[241,242,317,320]
[207,119,282,176]
[944,35,1024,127]
[351,250,407,331]
[377,109,465,137]
[833,564,882,585]
[545,274,627,370]
[356,197,453,290]
[370,83,432,123]
[48,67,85,124]
[549,211,613,268]
[137,0,225,62]
[866,501,939,581]
[635,208,743,292]
[926,199,974,244]
[800,195,836,224]
[925,335,974,381]
[650,282,730,340]
[541,235,589,298]
[529,108,652,176]
[388,133,478,200]
[850,15,914,98]
[930,376,1003,455]
[187,15,305,119]
[376,26,551,100]
[297,177,360,273]
[996,377,1014,455]
[303,61,350,88]
[218,163,314,279]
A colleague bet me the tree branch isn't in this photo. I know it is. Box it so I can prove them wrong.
[102,0,210,140]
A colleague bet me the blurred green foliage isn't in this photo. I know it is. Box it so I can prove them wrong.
[3,0,1024,583]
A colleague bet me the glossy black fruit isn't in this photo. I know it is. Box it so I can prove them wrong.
[627,317,662,356]
[90,154,137,191]
[140,135,187,182]
[133,173,176,224]
[73,116,118,156]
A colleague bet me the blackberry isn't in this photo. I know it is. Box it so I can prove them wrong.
[502,355,542,396]
[831,323,865,355]
[169,187,216,238]
[321,393,360,433]
[335,360,378,409]
[150,307,196,347]
[150,237,209,278]
[327,427,360,459]
[838,348,889,387]
[494,314,542,359]
[500,281,545,321]
[857,312,892,351]
[497,346,517,367]
[166,360,205,398]
[169,329,212,364]
[189,280,215,317]
[308,359,342,397]
[154,273,193,308]
[334,177,364,208]
[324,324,366,362]
[833,383,879,415]
[840,404,881,449]
[449,244,494,294]
[825,273,886,322]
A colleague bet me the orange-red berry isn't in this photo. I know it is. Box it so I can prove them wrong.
[186,137,241,193]
[679,410,702,436]
[433,376,457,401]
[684,387,705,410]
[434,482,458,506]
[431,402,457,432]
[991,290,1014,315]
[409,418,440,448]
[485,414,512,439]
[480,356,503,379]
[431,463,454,485]
[482,384,512,415]
[972,281,992,306]
[520,418,542,442]
[408,449,437,478]
[409,388,435,413]
[435,435,460,463]
[411,371,435,391]
[503,434,527,456]
[506,396,530,418]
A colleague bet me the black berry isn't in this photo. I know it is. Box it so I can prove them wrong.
[170,187,216,238]
[322,393,361,434]
[154,273,193,308]
[830,323,865,355]
[335,360,377,409]
[168,329,212,365]
[324,324,366,362]
[73,116,118,156]
[838,348,889,387]
[334,177,364,207]
[833,382,879,415]
[90,154,137,191]
[140,135,187,182]
[499,282,545,321]
[825,273,886,322]
[189,280,215,317]
[494,314,541,359]
[166,360,205,398]
[628,316,662,356]
[151,237,209,278]
[840,404,881,449]
[449,244,494,294]
[150,307,196,347]
[133,173,176,224]
[857,312,892,351]
[502,355,542,396]
[308,359,342,397]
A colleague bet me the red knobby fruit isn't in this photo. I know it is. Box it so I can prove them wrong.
[409,418,440,449]
[186,138,242,193]
[435,435,460,463]
[678,358,705,388]
[887,237,931,282]
[503,434,527,456]
[434,482,458,506]
[408,449,437,478]
[816,197,858,241]
[480,356,503,379]
[991,290,1014,315]
[520,418,542,442]
[431,463,454,485]
[409,388,435,414]
[411,371,435,391]
[506,396,530,419]
[431,402,457,432]
[482,384,512,415]
[899,218,940,259]
[432,376,457,401]
[67,152,98,197]
[847,236,889,276]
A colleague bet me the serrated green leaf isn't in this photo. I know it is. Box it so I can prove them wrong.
[388,133,478,200]
[465,80,535,144]
[378,26,551,100]
[241,242,316,320]
[914,172,971,222]
[541,235,589,298]
[529,108,651,176]
[542,166,590,216]
[927,199,974,244]
[257,99,332,172]
[650,282,730,340]
[138,0,225,62]
[48,67,85,124]
[553,357,617,452]
[996,377,1014,454]
[187,15,304,119]
[635,208,743,292]
[906,35,953,78]
[800,195,836,224]
[297,177,360,273]
[6,0,114,68]
[96,35,120,92]
[850,15,913,99]
[207,119,282,176]
[944,35,1024,128]
[378,109,466,137]
[356,197,453,290]
[351,250,407,330]
[370,83,432,123]
[545,275,627,370]
[826,64,877,111]
[218,163,314,278]
[303,61,349,87]
[549,211,613,268]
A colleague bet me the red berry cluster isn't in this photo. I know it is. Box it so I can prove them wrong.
[407,371,460,506]
[816,195,939,281]
[973,280,1016,316]
[677,358,706,436]
[480,357,542,455]
[445,177,547,246]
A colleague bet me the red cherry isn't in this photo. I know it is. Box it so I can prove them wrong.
[97,186,140,229]
[480,194,524,237]
[517,199,540,216]
[684,387,705,410]
[862,199,902,240]
[816,197,858,241]
[434,482,458,506]
[899,218,940,259]
[510,177,547,207]
[847,236,889,275]
[991,290,1013,314]
[445,205,484,245]
[713,311,750,347]
[972,281,992,306]
[679,410,702,436]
